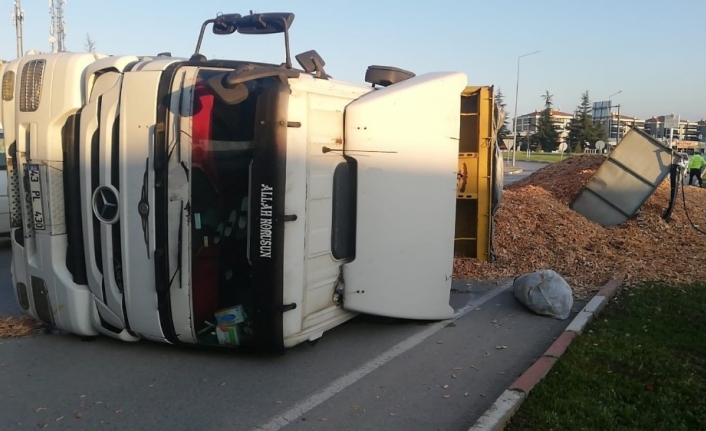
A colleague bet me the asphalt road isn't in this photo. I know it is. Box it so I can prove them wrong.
[0,164,579,431]
[0,238,20,316]
[503,161,549,184]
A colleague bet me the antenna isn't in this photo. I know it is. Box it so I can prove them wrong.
[12,0,25,58]
[49,0,56,51]
[57,0,67,51]
[49,0,67,52]
[322,146,397,155]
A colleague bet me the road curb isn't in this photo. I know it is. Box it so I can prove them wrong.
[468,389,525,431]
[467,272,626,431]
[504,168,524,175]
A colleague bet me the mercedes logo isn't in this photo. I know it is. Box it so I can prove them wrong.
[92,185,120,224]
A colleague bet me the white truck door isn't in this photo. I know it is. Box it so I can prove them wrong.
[341,72,466,320]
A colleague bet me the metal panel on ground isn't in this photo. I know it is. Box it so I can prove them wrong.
[570,127,672,226]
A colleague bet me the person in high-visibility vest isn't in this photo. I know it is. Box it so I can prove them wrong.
[688,150,706,187]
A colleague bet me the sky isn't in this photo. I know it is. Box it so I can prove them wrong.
[2,0,705,121]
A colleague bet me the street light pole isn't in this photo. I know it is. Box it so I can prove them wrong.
[511,50,540,166]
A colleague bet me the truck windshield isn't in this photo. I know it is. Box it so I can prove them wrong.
[189,69,277,346]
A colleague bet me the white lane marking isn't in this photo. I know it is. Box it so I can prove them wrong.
[251,281,513,431]
[452,283,512,318]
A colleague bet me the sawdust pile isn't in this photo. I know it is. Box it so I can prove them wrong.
[0,316,46,338]
[454,155,706,297]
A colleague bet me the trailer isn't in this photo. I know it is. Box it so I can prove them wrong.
[1,12,500,352]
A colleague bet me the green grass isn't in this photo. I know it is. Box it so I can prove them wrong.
[501,152,594,163]
[506,283,706,431]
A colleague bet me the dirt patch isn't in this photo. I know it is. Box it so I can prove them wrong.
[454,155,706,298]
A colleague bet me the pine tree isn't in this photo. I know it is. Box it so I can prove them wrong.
[566,91,606,152]
[495,88,512,142]
[535,90,560,152]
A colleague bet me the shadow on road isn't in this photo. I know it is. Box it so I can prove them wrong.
[0,238,21,317]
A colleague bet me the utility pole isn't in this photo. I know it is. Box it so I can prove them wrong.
[607,90,622,147]
[615,104,622,144]
[12,0,25,58]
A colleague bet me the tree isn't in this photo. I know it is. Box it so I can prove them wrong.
[495,88,512,142]
[534,90,560,152]
[84,34,97,53]
[566,91,606,152]
[541,90,553,107]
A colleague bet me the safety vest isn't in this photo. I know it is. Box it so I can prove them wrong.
[689,154,705,170]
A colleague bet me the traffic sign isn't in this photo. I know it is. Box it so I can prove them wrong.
[595,140,606,150]
[665,113,680,129]
[558,142,567,152]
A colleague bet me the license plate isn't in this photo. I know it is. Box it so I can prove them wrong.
[27,164,46,230]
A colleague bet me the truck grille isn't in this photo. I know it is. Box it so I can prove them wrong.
[19,60,45,112]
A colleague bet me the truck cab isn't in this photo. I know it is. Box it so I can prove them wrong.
[1,12,498,352]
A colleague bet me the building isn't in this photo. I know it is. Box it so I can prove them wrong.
[644,116,702,142]
[515,109,574,143]
[596,113,645,145]
[514,106,706,149]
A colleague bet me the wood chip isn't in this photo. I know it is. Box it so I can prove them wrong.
[0,317,45,338]
[454,155,706,298]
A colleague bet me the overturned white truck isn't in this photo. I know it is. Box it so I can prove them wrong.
[1,12,499,352]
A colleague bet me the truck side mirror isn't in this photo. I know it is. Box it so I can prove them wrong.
[206,74,249,105]
[212,13,242,35]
